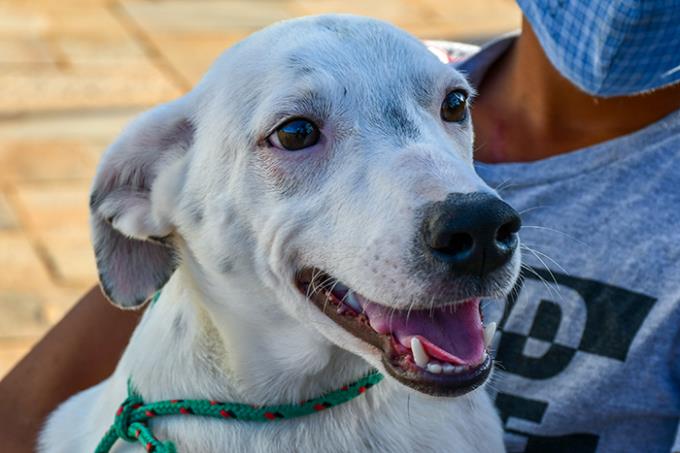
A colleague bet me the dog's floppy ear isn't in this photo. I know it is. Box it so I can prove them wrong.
[90,96,195,309]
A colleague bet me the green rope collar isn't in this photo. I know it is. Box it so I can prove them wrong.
[95,371,384,452]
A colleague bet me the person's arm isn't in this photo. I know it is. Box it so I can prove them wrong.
[0,286,142,453]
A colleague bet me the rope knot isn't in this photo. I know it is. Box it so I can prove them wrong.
[114,393,144,442]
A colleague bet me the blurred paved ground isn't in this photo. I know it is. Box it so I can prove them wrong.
[0,0,521,378]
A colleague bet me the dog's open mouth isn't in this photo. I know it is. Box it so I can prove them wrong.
[296,268,496,397]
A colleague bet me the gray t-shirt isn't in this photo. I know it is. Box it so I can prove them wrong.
[452,37,680,453]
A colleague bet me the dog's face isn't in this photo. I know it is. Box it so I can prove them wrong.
[90,15,520,397]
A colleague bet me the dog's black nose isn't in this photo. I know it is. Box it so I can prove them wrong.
[422,192,521,276]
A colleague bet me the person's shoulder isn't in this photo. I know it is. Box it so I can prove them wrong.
[424,35,516,89]
[424,40,480,64]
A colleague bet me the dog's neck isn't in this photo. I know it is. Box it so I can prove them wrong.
[118,264,372,406]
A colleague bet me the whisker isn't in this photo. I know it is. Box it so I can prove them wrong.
[493,178,516,193]
[521,245,568,275]
[524,247,560,289]
[521,225,588,247]
[517,205,550,216]
[520,263,561,301]
[405,295,416,323]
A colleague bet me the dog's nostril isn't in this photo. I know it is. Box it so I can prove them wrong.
[434,232,474,257]
[496,219,520,248]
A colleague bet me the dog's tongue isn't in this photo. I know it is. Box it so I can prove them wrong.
[360,297,485,365]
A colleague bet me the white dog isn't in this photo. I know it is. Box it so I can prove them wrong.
[40,15,521,453]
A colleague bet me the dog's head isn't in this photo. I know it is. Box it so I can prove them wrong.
[90,15,521,397]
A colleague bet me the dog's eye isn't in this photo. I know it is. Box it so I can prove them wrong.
[270,118,320,151]
[440,90,468,123]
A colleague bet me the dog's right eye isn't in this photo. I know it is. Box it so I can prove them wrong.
[269,118,320,151]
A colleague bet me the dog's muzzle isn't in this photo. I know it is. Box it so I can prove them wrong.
[294,193,520,397]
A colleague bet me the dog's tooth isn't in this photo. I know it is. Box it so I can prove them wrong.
[443,363,468,374]
[426,362,442,374]
[344,291,362,312]
[484,322,497,348]
[453,365,467,373]
[410,337,429,368]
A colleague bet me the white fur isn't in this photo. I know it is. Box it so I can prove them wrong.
[40,15,515,453]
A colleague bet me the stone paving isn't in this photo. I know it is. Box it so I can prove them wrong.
[0,0,520,378]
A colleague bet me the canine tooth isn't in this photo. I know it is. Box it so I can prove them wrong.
[484,322,497,348]
[410,337,429,368]
[344,291,362,312]
[426,362,442,374]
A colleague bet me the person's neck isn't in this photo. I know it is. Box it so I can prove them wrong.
[472,18,680,164]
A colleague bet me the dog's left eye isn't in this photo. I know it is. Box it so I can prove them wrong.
[269,118,320,151]
[441,90,468,123]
